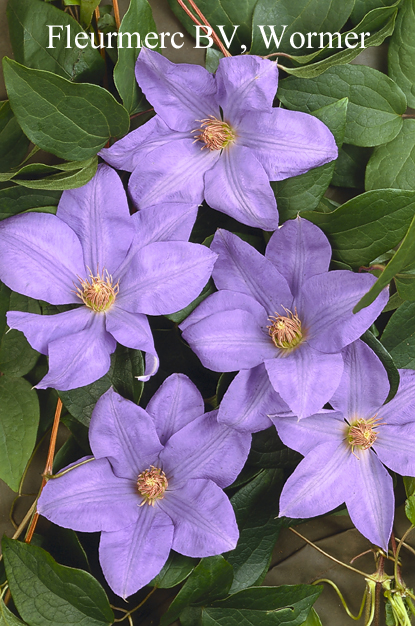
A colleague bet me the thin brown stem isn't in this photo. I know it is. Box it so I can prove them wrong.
[263,52,294,59]
[402,114,415,119]
[175,0,231,57]
[289,527,378,582]
[25,399,63,543]
[130,108,154,120]
[113,0,121,30]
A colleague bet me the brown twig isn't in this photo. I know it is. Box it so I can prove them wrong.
[130,108,154,120]
[175,0,231,57]
[113,0,121,30]
[24,399,63,544]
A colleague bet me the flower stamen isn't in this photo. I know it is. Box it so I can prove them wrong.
[347,415,383,458]
[76,268,119,313]
[268,307,303,351]
[137,466,168,506]
[192,116,235,151]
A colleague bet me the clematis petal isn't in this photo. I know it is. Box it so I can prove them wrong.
[139,352,160,383]
[211,229,293,315]
[374,423,415,476]
[38,457,140,532]
[237,108,337,180]
[180,289,269,333]
[160,412,251,488]
[0,213,85,305]
[377,369,415,425]
[146,373,204,445]
[116,241,217,316]
[182,308,277,372]
[216,55,278,125]
[265,345,344,419]
[265,217,331,298]
[99,115,189,171]
[132,203,198,251]
[135,47,219,131]
[330,340,389,419]
[57,164,135,277]
[99,506,173,599]
[128,138,218,209]
[218,363,283,433]
[89,388,163,481]
[278,442,353,519]
[346,450,394,551]
[204,145,279,230]
[7,307,91,355]
[298,271,388,353]
[36,314,116,391]
[105,305,157,356]
[159,479,238,556]
[271,411,347,456]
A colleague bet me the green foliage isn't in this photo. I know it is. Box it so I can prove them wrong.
[114,0,158,114]
[0,599,27,626]
[351,0,399,25]
[149,551,198,589]
[366,120,415,191]
[3,59,129,161]
[0,328,39,377]
[0,157,98,191]
[273,98,347,221]
[0,376,39,491]
[248,428,302,469]
[361,330,400,402]
[0,187,61,220]
[160,556,234,626]
[382,301,415,368]
[278,64,406,147]
[302,189,415,268]
[2,537,114,626]
[388,0,415,108]
[250,0,354,56]
[332,144,371,188]
[405,494,415,525]
[0,101,29,172]
[7,0,104,83]
[226,469,285,593]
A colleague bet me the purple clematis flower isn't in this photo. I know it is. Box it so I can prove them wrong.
[100,48,338,231]
[0,164,216,390]
[271,339,415,551]
[180,218,388,426]
[37,376,251,598]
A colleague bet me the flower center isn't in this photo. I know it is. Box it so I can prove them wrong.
[76,268,119,313]
[347,416,381,454]
[193,116,235,151]
[268,307,303,351]
[136,466,168,506]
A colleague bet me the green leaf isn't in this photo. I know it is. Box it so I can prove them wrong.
[2,537,113,626]
[361,330,400,402]
[273,98,347,221]
[0,186,61,220]
[165,280,215,324]
[300,608,323,626]
[405,495,415,525]
[226,469,285,593]
[381,301,415,368]
[366,120,415,191]
[0,157,98,191]
[0,327,39,377]
[301,189,415,268]
[58,345,144,426]
[168,0,257,55]
[274,5,398,79]
[351,0,399,25]
[35,526,90,573]
[7,0,104,83]
[278,64,406,147]
[332,144,371,188]
[404,476,415,497]
[395,265,415,300]
[160,556,233,626]
[251,0,354,56]
[206,585,322,626]
[388,0,415,108]
[0,599,27,626]
[3,59,130,161]
[0,376,39,491]
[149,551,198,589]
[114,0,157,115]
[354,213,415,312]
[80,0,101,27]
[0,101,29,172]
[0,282,11,340]
[205,49,223,73]
[248,427,302,469]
